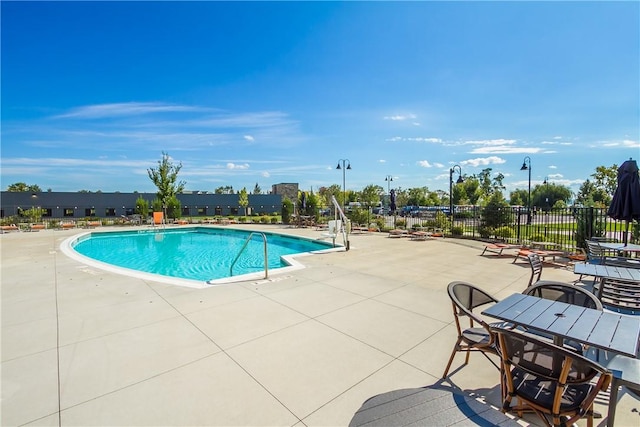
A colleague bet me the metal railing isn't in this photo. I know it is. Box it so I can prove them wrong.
[230,232,268,279]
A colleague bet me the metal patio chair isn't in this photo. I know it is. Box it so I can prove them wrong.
[442,281,501,378]
[493,326,611,427]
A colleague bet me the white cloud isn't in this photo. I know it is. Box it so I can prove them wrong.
[53,102,209,119]
[379,159,386,163]
[261,172,270,178]
[470,146,541,154]
[417,160,433,168]
[460,156,506,167]
[226,163,250,170]
[244,135,255,142]
[383,114,417,121]
[548,173,563,179]
[385,136,442,143]
[463,139,517,146]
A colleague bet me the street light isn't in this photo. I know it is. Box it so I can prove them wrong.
[449,165,463,221]
[384,175,393,209]
[521,156,532,224]
[336,159,351,213]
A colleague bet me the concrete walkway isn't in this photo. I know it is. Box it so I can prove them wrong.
[2,225,638,426]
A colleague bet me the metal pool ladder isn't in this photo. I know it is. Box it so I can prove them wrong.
[230,232,268,279]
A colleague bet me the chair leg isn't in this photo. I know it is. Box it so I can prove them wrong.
[442,337,462,378]
[607,379,620,427]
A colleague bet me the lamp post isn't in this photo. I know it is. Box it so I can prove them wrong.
[521,156,532,224]
[336,159,351,213]
[449,165,463,221]
[384,175,393,210]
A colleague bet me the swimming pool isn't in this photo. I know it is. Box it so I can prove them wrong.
[61,227,342,287]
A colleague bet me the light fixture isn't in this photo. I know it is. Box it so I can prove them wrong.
[521,156,532,224]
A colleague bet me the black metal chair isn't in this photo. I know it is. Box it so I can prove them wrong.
[526,252,543,287]
[524,280,602,310]
[442,281,501,378]
[595,277,640,314]
[492,326,611,427]
[523,281,602,354]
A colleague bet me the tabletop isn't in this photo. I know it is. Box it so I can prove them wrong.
[598,242,640,253]
[482,293,640,357]
[349,386,522,427]
[574,263,640,282]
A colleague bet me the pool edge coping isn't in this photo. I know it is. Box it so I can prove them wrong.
[59,226,345,288]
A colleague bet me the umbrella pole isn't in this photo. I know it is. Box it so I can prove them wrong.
[624,221,629,246]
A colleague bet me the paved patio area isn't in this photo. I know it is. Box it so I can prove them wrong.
[2,225,638,426]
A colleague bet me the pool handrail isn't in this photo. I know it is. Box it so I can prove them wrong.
[230,232,268,279]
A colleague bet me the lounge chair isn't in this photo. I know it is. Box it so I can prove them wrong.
[388,229,408,238]
[1,224,20,233]
[481,243,521,256]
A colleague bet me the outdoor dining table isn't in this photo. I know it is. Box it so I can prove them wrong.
[482,293,640,357]
[573,263,640,282]
[598,242,640,256]
[483,293,640,427]
[599,242,640,252]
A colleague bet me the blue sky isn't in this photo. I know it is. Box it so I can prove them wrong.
[2,1,638,197]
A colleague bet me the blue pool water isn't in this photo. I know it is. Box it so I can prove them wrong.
[70,227,337,283]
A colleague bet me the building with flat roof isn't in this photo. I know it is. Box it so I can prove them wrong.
[0,191,284,219]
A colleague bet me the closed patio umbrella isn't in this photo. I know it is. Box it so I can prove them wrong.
[607,158,640,245]
[389,189,397,214]
[300,191,307,214]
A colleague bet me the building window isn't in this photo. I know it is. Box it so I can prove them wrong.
[42,208,53,217]
[64,208,75,217]
[215,207,222,216]
[182,207,190,216]
[197,207,207,216]
[125,208,134,216]
[230,207,238,215]
[85,208,96,217]
[105,208,116,217]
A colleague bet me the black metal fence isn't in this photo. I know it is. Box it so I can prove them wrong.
[390,206,638,249]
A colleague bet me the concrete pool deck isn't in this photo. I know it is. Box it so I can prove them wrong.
[2,224,638,426]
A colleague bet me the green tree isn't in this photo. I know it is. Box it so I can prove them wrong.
[253,183,262,194]
[7,182,42,192]
[480,191,513,232]
[406,187,428,206]
[135,196,149,218]
[239,187,249,215]
[359,184,382,210]
[147,152,185,210]
[460,177,481,205]
[591,165,618,199]
[576,179,610,207]
[532,182,572,211]
[476,168,505,202]
[281,198,294,224]
[215,186,234,194]
[324,184,347,209]
[509,189,528,206]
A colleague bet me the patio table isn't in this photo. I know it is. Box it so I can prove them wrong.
[349,386,521,426]
[573,263,640,282]
[598,242,640,253]
[482,293,640,357]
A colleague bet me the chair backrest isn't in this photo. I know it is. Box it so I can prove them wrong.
[596,277,640,314]
[524,280,603,310]
[585,240,605,264]
[493,326,611,424]
[526,253,543,287]
[447,281,499,331]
